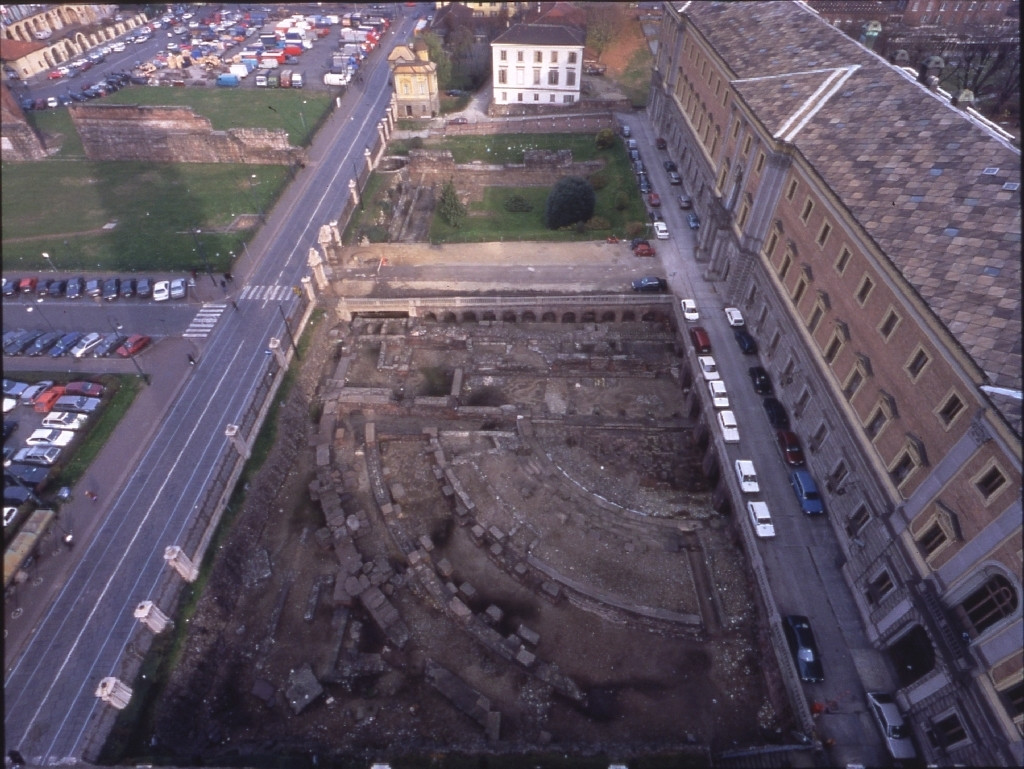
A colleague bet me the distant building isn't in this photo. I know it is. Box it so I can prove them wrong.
[490,21,584,111]
[651,2,1021,766]
[389,39,440,118]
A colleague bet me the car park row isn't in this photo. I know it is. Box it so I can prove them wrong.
[3,329,151,359]
[2,276,187,302]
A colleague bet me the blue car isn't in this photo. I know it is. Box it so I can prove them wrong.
[790,469,824,515]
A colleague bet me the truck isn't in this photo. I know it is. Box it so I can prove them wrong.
[216,72,240,87]
[258,53,280,68]
[278,68,292,88]
[228,63,250,79]
[267,72,280,88]
[255,71,269,87]
[324,71,350,86]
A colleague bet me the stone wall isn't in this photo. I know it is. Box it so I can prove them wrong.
[69,103,306,165]
[406,148,604,199]
[0,85,48,160]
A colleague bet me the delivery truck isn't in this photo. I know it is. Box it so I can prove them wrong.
[216,73,240,87]
[279,68,292,88]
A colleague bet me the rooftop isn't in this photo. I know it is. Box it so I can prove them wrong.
[492,22,585,48]
[680,1,1021,432]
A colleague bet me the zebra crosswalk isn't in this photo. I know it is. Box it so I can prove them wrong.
[182,304,226,338]
[240,284,293,302]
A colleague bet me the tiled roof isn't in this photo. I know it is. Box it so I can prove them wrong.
[492,23,585,47]
[0,37,47,62]
[684,1,1021,425]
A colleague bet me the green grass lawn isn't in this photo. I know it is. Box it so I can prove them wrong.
[2,87,331,274]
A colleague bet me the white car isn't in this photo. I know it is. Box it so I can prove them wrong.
[724,307,745,326]
[153,280,170,301]
[680,299,699,322]
[71,332,103,358]
[26,428,75,447]
[747,501,776,538]
[4,507,18,527]
[698,355,720,381]
[734,459,759,493]
[19,381,54,405]
[653,221,669,240]
[866,692,917,760]
[12,445,61,466]
[717,410,739,443]
[708,380,729,409]
[42,411,88,431]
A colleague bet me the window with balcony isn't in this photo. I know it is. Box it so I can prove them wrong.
[548,69,559,85]
[498,69,507,84]
[566,71,575,87]
[533,68,540,85]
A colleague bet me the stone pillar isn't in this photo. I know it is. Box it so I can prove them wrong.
[225,423,250,459]
[95,677,132,710]
[308,249,328,291]
[379,117,389,143]
[133,600,173,633]
[329,220,341,244]
[348,178,360,208]
[268,337,288,368]
[163,545,199,582]
[364,147,373,174]
[301,275,316,302]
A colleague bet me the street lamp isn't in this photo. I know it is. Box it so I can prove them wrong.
[26,303,56,331]
[299,100,307,132]
[108,317,148,385]
[277,304,300,358]
[42,251,58,273]
[191,227,217,286]
[248,174,265,223]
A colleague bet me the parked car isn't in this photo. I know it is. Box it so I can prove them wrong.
[102,277,120,300]
[70,332,103,358]
[152,280,170,302]
[698,356,720,381]
[724,307,745,326]
[49,332,82,358]
[748,366,773,394]
[446,116,468,126]
[65,381,105,398]
[93,333,125,357]
[782,614,824,683]
[776,430,805,467]
[633,242,656,257]
[790,469,824,515]
[52,395,101,414]
[42,411,88,431]
[717,410,739,443]
[653,221,669,240]
[5,462,51,492]
[33,386,67,413]
[655,137,666,149]
[169,278,187,299]
[680,299,699,322]
[647,192,661,207]
[36,279,53,297]
[866,692,917,760]
[2,379,28,398]
[631,276,667,293]
[12,445,62,466]
[638,176,652,194]
[762,397,789,429]
[733,327,758,354]
[26,331,62,357]
[18,381,53,405]
[85,278,103,297]
[120,278,136,298]
[621,124,631,137]
[66,277,84,299]
[663,160,677,172]
[747,501,776,538]
[136,278,153,298]
[48,280,67,298]
[708,380,729,409]
[19,277,38,294]
[678,194,693,209]
[116,334,151,357]
[4,331,42,356]
[2,278,17,296]
[26,428,75,447]
[689,326,712,354]
[734,459,760,493]
[668,171,682,185]
[687,212,700,229]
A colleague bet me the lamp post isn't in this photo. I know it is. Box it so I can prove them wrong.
[277,304,299,358]
[299,100,307,132]
[42,251,58,273]
[191,228,216,286]
[248,173,265,223]
[26,303,56,332]
[108,317,148,385]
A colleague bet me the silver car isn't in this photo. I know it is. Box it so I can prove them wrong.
[866,692,916,760]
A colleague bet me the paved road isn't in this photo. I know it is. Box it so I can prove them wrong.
[3,9,420,764]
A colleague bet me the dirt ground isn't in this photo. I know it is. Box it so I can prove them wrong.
[148,298,791,766]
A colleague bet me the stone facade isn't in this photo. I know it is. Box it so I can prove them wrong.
[69,104,305,166]
[0,83,47,160]
[405,148,603,200]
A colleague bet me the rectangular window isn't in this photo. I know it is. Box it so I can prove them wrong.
[817,222,832,247]
[548,69,559,85]
[824,335,842,364]
[808,306,823,334]
[498,69,507,84]
[500,50,507,61]
[931,713,968,748]
[563,94,574,104]
[795,388,811,416]
[549,94,555,102]
[550,50,558,63]
[792,279,806,305]
[568,51,577,63]
[779,254,792,280]
[975,466,1007,500]
[731,120,741,139]
[856,276,874,305]
[812,422,828,448]
[907,348,930,379]
[846,506,870,538]
[786,179,798,200]
[938,393,964,426]
[890,452,915,486]
[517,92,523,102]
[844,369,864,399]
[517,50,524,62]
[534,50,542,63]
[879,309,899,340]
[533,69,540,85]
[865,408,887,439]
[835,247,851,274]
[742,135,752,156]
[567,71,576,86]
[867,571,895,604]
[800,198,814,222]
[919,522,948,556]
[755,152,766,174]
[765,231,780,258]
[533,93,539,101]
[737,203,750,229]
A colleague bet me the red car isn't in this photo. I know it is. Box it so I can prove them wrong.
[648,192,661,207]
[48,70,63,80]
[64,381,105,398]
[656,137,667,149]
[776,430,806,467]
[116,334,151,357]
[18,277,38,294]
[633,243,656,257]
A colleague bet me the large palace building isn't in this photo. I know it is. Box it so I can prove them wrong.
[649,2,1021,765]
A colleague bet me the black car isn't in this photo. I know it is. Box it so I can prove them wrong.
[2,278,16,296]
[748,366,773,394]
[66,277,84,299]
[631,276,668,293]
[782,615,824,683]
[663,160,677,172]
[49,332,82,358]
[48,279,67,298]
[733,327,758,354]
[92,332,125,358]
[102,277,120,301]
[4,330,42,356]
[120,278,136,298]
[762,397,790,429]
[136,278,153,298]
[36,279,53,297]
[26,331,62,357]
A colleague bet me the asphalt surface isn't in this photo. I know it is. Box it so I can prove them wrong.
[3,8,421,763]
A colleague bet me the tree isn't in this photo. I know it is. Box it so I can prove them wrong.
[595,128,615,149]
[448,26,474,61]
[420,31,452,89]
[584,4,626,62]
[438,178,466,228]
[545,176,596,230]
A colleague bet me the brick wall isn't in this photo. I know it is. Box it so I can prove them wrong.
[69,103,305,165]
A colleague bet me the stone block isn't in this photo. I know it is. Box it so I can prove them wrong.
[470,524,486,542]
[515,648,536,667]
[418,534,435,552]
[449,597,472,622]
[484,605,503,624]
[458,582,477,601]
[489,542,503,558]
[513,562,529,580]
[517,624,540,646]
[540,580,562,603]
[408,549,427,566]
[436,558,454,577]
[488,526,505,541]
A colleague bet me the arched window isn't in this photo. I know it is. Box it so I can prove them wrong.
[960,574,1018,635]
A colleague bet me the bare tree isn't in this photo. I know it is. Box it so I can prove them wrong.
[584,3,626,62]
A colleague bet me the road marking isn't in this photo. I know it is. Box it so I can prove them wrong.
[182,304,226,338]
[240,284,290,302]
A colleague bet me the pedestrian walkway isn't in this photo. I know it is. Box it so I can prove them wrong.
[239,284,293,302]
[182,303,227,338]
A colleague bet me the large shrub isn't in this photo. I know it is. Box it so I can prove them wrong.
[438,178,466,228]
[544,175,596,230]
[595,128,615,149]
